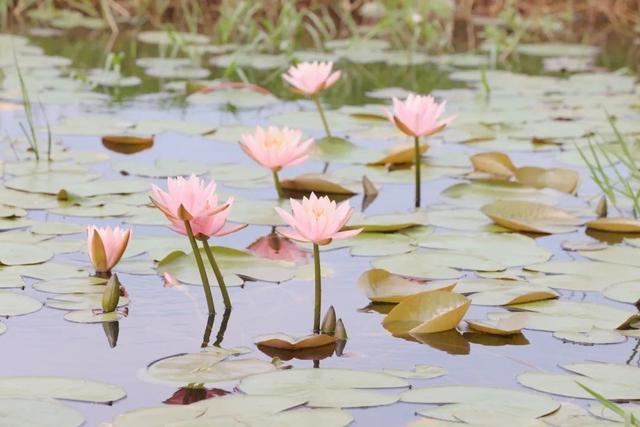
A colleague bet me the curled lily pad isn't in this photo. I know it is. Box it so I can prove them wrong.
[346,211,429,232]
[254,333,336,350]
[482,200,584,234]
[470,152,516,177]
[0,292,42,316]
[586,217,640,233]
[357,269,454,303]
[469,286,558,306]
[466,313,529,335]
[0,376,125,403]
[383,291,470,334]
[441,180,562,207]
[514,166,579,193]
[367,143,429,166]
[518,362,640,400]
[0,398,84,427]
[239,368,408,408]
[281,174,358,195]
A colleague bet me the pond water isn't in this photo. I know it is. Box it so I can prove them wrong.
[1,29,640,426]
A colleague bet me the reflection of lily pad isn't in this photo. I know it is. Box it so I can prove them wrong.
[383,291,470,334]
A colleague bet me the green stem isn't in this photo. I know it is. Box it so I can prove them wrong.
[202,239,232,309]
[201,314,215,348]
[214,308,232,347]
[184,220,215,315]
[272,169,284,199]
[312,243,322,334]
[312,95,332,138]
[414,135,421,208]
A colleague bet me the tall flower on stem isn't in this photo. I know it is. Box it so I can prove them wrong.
[282,61,341,138]
[240,126,314,198]
[87,226,131,275]
[151,175,246,314]
[275,193,362,334]
[384,94,457,208]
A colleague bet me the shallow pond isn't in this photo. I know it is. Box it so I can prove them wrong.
[1,29,640,426]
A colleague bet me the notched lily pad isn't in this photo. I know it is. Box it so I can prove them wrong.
[357,269,454,303]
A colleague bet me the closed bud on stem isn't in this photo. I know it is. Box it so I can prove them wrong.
[335,318,348,341]
[320,305,336,335]
[102,274,121,313]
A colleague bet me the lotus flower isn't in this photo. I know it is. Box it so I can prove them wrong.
[87,226,131,273]
[240,126,314,172]
[275,193,362,245]
[384,94,456,138]
[150,175,245,239]
[282,61,341,96]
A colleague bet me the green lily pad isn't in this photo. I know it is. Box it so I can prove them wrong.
[518,362,640,400]
[30,222,85,235]
[0,242,53,265]
[603,280,640,304]
[46,294,129,311]
[383,365,447,380]
[0,292,42,316]
[553,328,626,345]
[0,398,84,427]
[33,277,107,294]
[239,368,408,408]
[0,376,125,403]
[64,310,123,323]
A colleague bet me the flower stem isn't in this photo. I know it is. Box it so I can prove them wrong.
[272,169,284,199]
[414,135,421,208]
[312,243,322,334]
[312,95,332,138]
[184,220,215,315]
[202,239,232,309]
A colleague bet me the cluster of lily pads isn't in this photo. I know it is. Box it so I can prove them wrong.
[2,29,640,426]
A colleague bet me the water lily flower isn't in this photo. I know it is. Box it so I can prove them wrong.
[87,225,131,274]
[282,61,341,96]
[240,126,314,198]
[384,94,457,208]
[150,175,244,239]
[282,61,341,138]
[275,193,362,333]
[150,175,246,313]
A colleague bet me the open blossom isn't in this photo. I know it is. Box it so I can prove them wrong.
[87,226,131,273]
[240,126,314,171]
[274,193,362,245]
[282,61,341,96]
[150,175,245,239]
[384,94,457,138]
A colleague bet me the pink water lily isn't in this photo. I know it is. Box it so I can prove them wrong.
[150,175,245,239]
[275,193,362,245]
[87,226,131,273]
[240,126,314,172]
[282,61,341,96]
[384,94,457,137]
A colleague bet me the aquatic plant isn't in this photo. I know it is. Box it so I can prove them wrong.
[275,194,362,333]
[240,126,314,198]
[578,115,640,217]
[282,61,341,138]
[86,226,132,275]
[151,175,246,312]
[577,382,640,426]
[384,94,456,207]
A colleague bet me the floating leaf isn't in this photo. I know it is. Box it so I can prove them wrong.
[64,310,122,323]
[33,277,107,294]
[603,280,640,304]
[442,180,562,207]
[553,328,626,345]
[482,200,584,234]
[239,368,407,408]
[470,152,516,177]
[47,294,129,311]
[0,376,125,403]
[383,365,447,379]
[466,314,529,335]
[0,398,84,427]
[254,333,336,350]
[280,174,357,195]
[0,292,42,316]
[367,143,428,166]
[469,285,557,306]
[518,362,640,400]
[586,218,640,233]
[383,291,470,334]
[514,166,579,193]
[0,242,53,265]
[0,322,6,335]
[347,211,429,232]
[357,269,454,303]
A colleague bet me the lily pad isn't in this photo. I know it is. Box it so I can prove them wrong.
[239,368,408,408]
[466,314,529,335]
[64,310,123,323]
[470,152,516,177]
[254,333,336,350]
[0,376,125,403]
[0,398,84,427]
[357,269,454,303]
[383,365,447,380]
[553,328,626,345]
[586,217,640,233]
[0,242,53,265]
[33,277,107,294]
[383,291,470,334]
[481,200,584,234]
[0,292,42,316]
